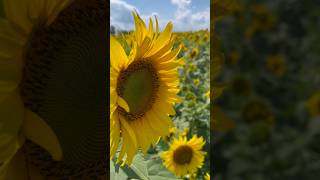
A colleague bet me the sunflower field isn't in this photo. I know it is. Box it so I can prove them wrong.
[110,16,211,179]
[213,0,320,179]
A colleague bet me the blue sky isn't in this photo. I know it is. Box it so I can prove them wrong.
[110,0,210,32]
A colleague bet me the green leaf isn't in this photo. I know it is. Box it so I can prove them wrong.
[110,160,129,180]
[119,153,181,180]
[130,154,149,180]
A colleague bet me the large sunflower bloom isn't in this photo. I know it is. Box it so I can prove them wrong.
[110,13,182,165]
[1,0,107,178]
[161,135,206,177]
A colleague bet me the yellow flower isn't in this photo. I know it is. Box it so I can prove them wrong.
[187,63,197,73]
[189,48,199,59]
[1,0,107,178]
[188,172,198,180]
[205,173,210,180]
[266,54,287,77]
[245,4,276,39]
[163,126,178,142]
[306,92,320,117]
[212,0,241,23]
[180,43,188,53]
[211,106,235,132]
[194,34,200,43]
[193,79,200,86]
[161,135,206,177]
[110,12,182,165]
[229,51,240,64]
[251,4,275,31]
[181,127,190,137]
[186,92,196,101]
[202,33,209,43]
[205,90,210,99]
[242,100,274,124]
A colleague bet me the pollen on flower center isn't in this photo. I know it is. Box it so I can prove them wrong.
[117,60,159,121]
[173,145,193,165]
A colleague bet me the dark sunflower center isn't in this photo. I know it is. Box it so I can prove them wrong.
[116,60,159,121]
[20,0,107,178]
[173,145,193,165]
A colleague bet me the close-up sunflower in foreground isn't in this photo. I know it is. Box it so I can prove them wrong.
[110,12,182,165]
[0,0,106,179]
[161,135,206,177]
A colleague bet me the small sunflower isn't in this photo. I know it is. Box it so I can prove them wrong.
[161,135,206,177]
[189,47,199,59]
[242,100,274,124]
[306,92,320,117]
[266,54,287,78]
[228,50,240,64]
[163,126,178,142]
[205,173,210,180]
[202,33,209,43]
[205,90,210,99]
[110,12,182,165]
[193,79,200,86]
[1,0,107,178]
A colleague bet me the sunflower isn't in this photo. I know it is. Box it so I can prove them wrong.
[110,12,182,165]
[189,47,199,59]
[205,173,210,180]
[228,50,240,64]
[161,135,206,177]
[266,54,287,78]
[163,126,178,142]
[202,33,209,43]
[193,79,200,86]
[1,0,107,178]
[242,100,273,124]
[306,92,320,117]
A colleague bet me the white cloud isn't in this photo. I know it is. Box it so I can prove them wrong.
[171,0,192,7]
[170,0,210,31]
[110,0,137,30]
[110,0,209,32]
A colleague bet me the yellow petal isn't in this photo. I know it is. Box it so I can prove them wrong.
[22,109,63,161]
[0,81,19,104]
[147,17,154,37]
[150,22,173,53]
[4,149,44,180]
[110,35,129,70]
[119,115,137,149]
[45,0,73,25]
[0,19,25,43]
[117,96,130,112]
[3,0,33,33]
[0,89,24,136]
[0,56,22,92]
[0,33,23,58]
[0,135,20,165]
[110,111,120,158]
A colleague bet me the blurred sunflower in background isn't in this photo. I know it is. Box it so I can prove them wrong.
[161,135,206,177]
[110,12,183,165]
[189,47,199,59]
[306,92,320,117]
[1,0,107,178]
[205,173,210,180]
[211,0,240,130]
[242,100,274,124]
[245,3,276,40]
[266,54,287,78]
